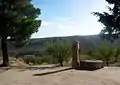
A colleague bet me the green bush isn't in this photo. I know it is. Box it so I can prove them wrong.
[87,43,116,66]
[23,55,36,64]
[80,54,93,60]
[40,55,53,64]
[45,41,72,66]
[23,55,56,65]
[113,46,120,62]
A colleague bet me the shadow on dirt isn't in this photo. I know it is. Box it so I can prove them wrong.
[0,67,11,74]
[33,67,72,76]
[27,65,60,71]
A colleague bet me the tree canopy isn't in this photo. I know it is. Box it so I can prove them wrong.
[88,43,115,66]
[0,0,41,66]
[45,41,72,66]
[93,0,120,42]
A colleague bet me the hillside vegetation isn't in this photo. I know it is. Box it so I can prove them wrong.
[5,35,120,55]
[0,35,118,66]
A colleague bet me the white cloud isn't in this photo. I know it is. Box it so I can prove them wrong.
[41,21,51,27]
[46,19,102,36]
[31,0,107,38]
[32,15,103,38]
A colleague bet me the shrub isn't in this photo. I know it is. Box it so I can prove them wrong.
[113,46,120,62]
[45,41,72,66]
[23,55,44,65]
[23,55,36,65]
[87,43,115,66]
[23,55,55,65]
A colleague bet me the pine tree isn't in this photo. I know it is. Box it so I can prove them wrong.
[93,0,120,42]
[0,0,41,66]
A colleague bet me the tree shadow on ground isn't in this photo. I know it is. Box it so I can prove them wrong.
[33,67,72,76]
[0,67,11,74]
[17,66,58,72]
[27,65,60,71]
[0,64,62,72]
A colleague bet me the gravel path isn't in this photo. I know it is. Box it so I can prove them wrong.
[0,67,120,85]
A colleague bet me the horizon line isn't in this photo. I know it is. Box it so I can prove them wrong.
[31,34,100,39]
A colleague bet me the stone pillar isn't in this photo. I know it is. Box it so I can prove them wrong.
[71,40,80,69]
[77,41,80,66]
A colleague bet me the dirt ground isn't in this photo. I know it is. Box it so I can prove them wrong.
[0,66,120,85]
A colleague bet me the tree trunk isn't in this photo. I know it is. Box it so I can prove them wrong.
[114,55,118,62]
[59,61,63,67]
[52,56,55,64]
[1,36,9,66]
[106,60,109,66]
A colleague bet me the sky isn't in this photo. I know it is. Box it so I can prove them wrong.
[31,0,108,38]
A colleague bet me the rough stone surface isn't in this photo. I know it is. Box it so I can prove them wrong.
[80,60,104,70]
[72,41,80,69]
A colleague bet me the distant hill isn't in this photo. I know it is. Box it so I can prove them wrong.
[5,35,120,55]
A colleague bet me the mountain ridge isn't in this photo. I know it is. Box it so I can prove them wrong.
[5,35,120,55]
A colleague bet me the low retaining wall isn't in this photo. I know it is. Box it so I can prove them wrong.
[80,60,104,70]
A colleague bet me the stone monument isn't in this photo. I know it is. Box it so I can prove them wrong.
[71,40,80,69]
[71,41,104,70]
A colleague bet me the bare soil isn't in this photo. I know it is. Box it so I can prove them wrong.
[0,66,120,85]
